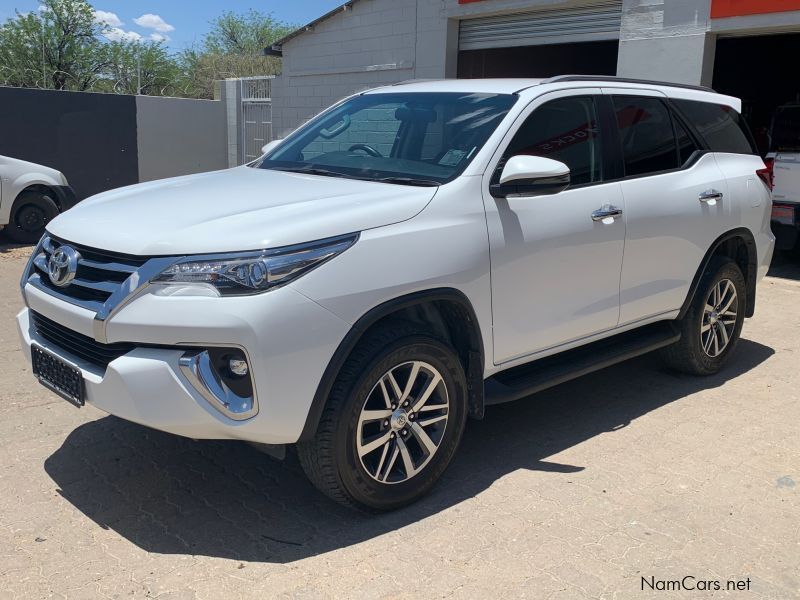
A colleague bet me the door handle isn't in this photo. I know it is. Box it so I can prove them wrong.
[699,189,724,202]
[591,205,623,222]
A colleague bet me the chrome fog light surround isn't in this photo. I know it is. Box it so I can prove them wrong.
[179,349,257,420]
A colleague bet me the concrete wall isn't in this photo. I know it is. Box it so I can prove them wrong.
[136,95,227,182]
[615,1,800,86]
[271,0,452,138]
[616,0,715,86]
[0,86,139,200]
[0,86,228,200]
[272,0,625,137]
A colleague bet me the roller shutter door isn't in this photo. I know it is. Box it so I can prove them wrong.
[459,2,623,51]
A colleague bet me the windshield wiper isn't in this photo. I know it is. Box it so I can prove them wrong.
[375,177,441,187]
[274,166,350,178]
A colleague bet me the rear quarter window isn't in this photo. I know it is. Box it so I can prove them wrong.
[673,99,757,155]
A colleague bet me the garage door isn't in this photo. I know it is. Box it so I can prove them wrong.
[459,1,623,51]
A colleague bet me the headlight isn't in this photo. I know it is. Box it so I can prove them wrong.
[151,233,358,296]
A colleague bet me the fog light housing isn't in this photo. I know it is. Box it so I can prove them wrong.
[179,348,257,420]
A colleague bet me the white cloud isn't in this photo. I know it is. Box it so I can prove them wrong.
[133,13,174,33]
[93,10,122,28]
[149,32,170,43]
[36,4,50,12]
[102,27,142,42]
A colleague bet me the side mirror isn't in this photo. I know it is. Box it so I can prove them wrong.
[491,155,570,198]
[261,139,283,155]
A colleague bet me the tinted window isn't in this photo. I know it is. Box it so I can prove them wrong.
[501,96,602,186]
[259,92,516,184]
[674,116,699,166]
[674,99,757,155]
[613,96,678,177]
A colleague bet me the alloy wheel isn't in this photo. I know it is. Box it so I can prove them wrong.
[356,360,449,484]
[701,278,738,358]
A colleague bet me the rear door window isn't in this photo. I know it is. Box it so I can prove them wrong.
[673,99,757,155]
[612,96,679,177]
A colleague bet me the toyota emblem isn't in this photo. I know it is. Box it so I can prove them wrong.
[47,245,80,287]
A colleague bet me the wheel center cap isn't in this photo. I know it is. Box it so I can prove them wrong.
[709,311,719,324]
[390,409,408,431]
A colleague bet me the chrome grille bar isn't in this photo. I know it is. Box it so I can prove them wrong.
[23,235,174,343]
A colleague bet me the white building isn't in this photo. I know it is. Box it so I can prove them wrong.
[264,0,800,151]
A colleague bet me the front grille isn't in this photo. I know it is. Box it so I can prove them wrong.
[31,311,135,368]
[30,236,148,311]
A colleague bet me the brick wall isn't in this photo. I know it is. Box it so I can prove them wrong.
[271,0,450,138]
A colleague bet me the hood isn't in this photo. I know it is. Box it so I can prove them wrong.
[46,166,437,255]
[1,155,66,184]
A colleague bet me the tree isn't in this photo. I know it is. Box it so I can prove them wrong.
[179,10,295,99]
[0,1,294,99]
[0,0,107,91]
[103,41,182,96]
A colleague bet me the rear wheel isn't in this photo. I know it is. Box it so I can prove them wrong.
[661,257,746,375]
[298,324,468,511]
[6,191,59,244]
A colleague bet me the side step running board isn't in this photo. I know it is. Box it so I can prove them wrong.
[484,322,680,406]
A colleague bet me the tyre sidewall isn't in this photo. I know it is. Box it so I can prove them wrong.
[333,336,468,511]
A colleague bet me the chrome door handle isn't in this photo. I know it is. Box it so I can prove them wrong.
[699,189,724,202]
[591,205,623,222]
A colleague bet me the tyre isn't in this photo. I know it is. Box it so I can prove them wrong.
[298,324,468,511]
[6,191,59,244]
[661,256,746,375]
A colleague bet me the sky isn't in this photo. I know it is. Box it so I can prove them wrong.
[0,0,344,50]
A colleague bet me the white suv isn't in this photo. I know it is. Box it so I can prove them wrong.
[18,76,774,511]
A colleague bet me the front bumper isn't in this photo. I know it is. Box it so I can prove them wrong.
[18,282,351,444]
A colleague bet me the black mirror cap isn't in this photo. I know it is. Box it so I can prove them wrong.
[490,173,570,199]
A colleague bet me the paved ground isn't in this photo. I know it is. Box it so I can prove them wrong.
[0,242,798,600]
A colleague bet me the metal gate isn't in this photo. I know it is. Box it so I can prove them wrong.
[458,1,623,50]
[240,76,274,164]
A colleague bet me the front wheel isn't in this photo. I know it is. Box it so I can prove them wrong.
[298,325,468,511]
[661,257,746,375]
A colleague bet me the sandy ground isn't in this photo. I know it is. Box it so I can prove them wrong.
[0,244,798,599]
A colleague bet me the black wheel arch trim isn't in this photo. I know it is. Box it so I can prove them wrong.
[51,185,79,211]
[678,227,758,321]
[298,288,486,442]
[14,184,77,213]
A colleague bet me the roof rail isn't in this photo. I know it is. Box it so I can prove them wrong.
[541,75,715,93]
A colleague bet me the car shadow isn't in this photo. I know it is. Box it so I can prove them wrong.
[0,238,34,253]
[44,339,774,563]
[768,251,800,281]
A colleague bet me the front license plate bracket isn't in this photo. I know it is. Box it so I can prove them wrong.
[31,345,85,407]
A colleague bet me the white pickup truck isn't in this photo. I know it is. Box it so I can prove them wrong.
[768,103,800,257]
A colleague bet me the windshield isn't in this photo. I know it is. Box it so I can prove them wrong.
[255,92,517,185]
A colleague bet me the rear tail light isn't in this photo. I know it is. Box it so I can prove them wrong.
[757,157,774,190]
